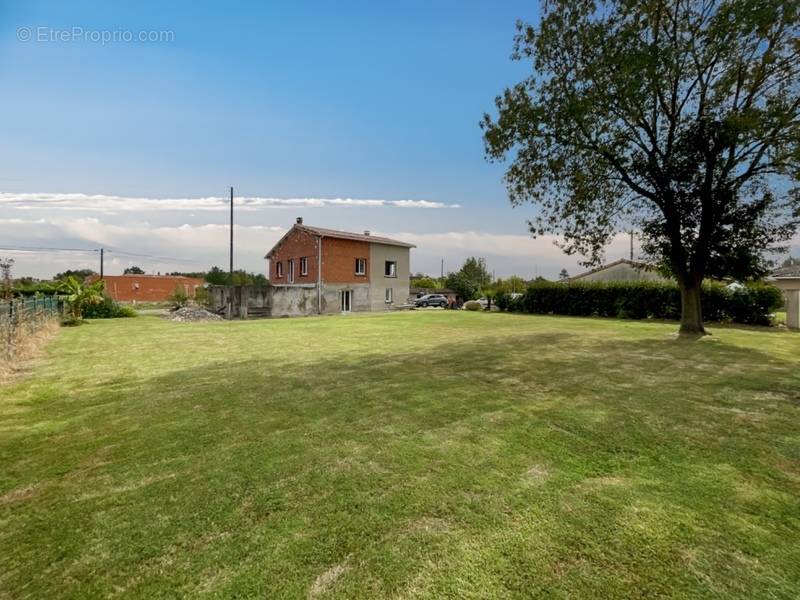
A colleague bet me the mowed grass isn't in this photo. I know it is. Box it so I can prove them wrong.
[1,312,799,599]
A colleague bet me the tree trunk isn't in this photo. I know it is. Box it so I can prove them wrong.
[678,282,706,336]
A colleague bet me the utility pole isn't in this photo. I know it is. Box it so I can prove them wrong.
[100,248,104,279]
[229,186,234,285]
[440,258,444,279]
[630,230,634,261]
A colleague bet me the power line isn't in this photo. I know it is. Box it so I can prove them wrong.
[0,245,99,253]
[0,244,203,264]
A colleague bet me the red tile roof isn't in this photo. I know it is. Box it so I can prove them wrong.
[266,223,414,258]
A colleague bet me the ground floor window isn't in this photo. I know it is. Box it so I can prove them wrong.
[385,288,393,303]
[300,257,308,276]
[276,261,283,277]
[340,289,352,312]
[288,259,295,283]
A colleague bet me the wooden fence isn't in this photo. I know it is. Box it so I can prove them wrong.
[1,296,63,361]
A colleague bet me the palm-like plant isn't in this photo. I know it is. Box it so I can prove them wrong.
[59,276,105,321]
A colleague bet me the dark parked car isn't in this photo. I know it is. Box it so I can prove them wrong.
[414,294,448,308]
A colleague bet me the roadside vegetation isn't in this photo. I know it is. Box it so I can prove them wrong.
[1,312,798,597]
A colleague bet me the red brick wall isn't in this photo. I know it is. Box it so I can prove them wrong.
[269,228,319,284]
[91,275,205,302]
[322,238,370,284]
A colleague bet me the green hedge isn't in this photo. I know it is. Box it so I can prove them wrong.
[499,281,782,326]
[83,296,137,319]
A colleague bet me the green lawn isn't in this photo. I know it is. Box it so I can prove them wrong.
[1,312,799,598]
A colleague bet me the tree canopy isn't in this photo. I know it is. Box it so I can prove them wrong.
[445,257,492,300]
[410,275,442,289]
[483,0,800,334]
[54,268,96,281]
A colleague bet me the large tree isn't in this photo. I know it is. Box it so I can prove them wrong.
[445,257,492,300]
[482,0,800,335]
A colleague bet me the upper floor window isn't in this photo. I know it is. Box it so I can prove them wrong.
[300,257,308,276]
[288,259,295,283]
[355,258,367,275]
[276,261,283,278]
[384,261,397,277]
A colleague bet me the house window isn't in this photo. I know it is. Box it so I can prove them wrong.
[300,257,308,276]
[384,261,397,277]
[276,261,283,278]
[288,259,295,283]
[385,288,393,303]
[355,258,367,275]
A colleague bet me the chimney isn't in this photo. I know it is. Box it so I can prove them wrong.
[296,217,303,225]
[363,230,370,236]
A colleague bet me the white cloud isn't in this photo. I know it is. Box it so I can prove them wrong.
[4,216,796,281]
[0,216,639,280]
[390,230,642,279]
[0,217,286,277]
[0,192,461,213]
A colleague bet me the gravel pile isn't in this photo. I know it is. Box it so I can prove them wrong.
[165,305,224,322]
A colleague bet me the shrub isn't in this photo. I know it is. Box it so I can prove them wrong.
[168,285,189,309]
[82,296,137,319]
[463,300,483,311]
[494,292,512,312]
[194,285,209,306]
[506,280,781,326]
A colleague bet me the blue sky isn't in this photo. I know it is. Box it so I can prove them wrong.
[0,1,641,278]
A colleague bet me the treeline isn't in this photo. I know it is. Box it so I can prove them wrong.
[412,257,544,301]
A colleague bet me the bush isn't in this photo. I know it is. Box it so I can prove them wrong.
[463,300,483,311]
[194,285,209,307]
[82,296,137,319]
[503,280,781,326]
[168,285,189,310]
[494,292,512,312]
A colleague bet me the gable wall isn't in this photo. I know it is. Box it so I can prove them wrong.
[268,227,319,284]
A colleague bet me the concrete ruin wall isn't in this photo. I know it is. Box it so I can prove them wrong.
[270,284,318,317]
[209,282,375,319]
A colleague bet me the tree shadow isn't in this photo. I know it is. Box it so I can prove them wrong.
[3,324,799,596]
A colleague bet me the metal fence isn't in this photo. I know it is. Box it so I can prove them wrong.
[1,296,63,360]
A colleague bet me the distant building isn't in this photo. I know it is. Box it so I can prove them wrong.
[89,274,205,303]
[562,258,668,283]
[265,218,415,313]
[769,265,800,330]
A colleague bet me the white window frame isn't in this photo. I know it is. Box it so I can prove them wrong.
[385,287,393,303]
[300,257,308,276]
[384,260,397,278]
[355,257,367,276]
[288,259,295,283]
[341,289,352,312]
[276,262,283,278]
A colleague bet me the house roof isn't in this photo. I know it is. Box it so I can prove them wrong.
[87,274,204,283]
[771,265,800,278]
[563,258,657,282]
[265,223,415,258]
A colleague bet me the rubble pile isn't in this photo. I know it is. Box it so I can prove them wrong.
[164,306,223,322]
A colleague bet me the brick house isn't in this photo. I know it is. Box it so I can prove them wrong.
[265,218,415,313]
[89,274,205,303]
